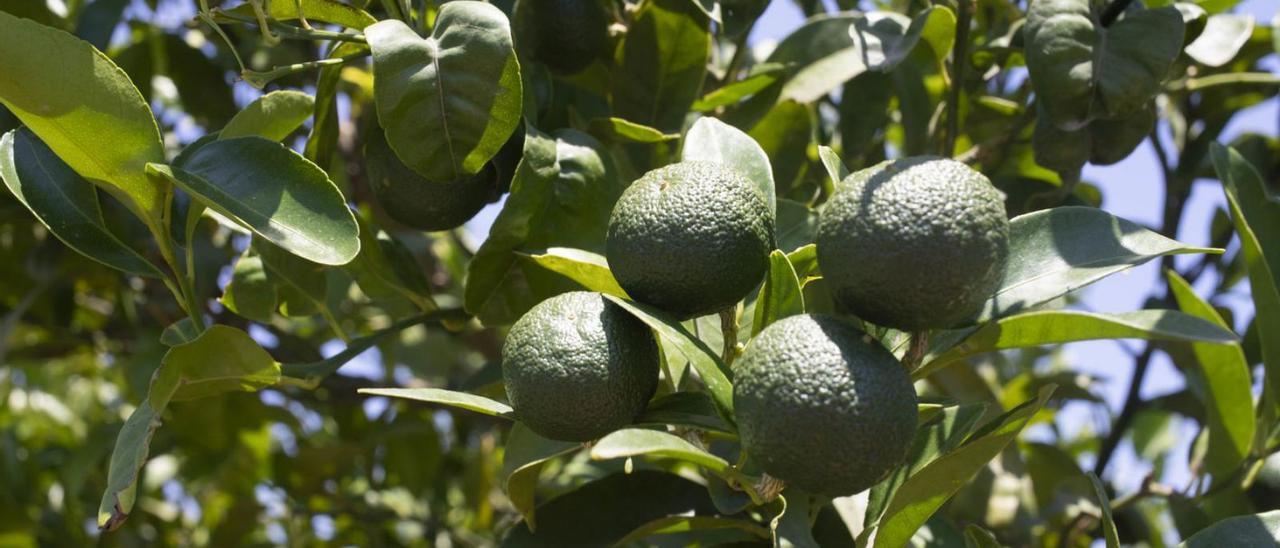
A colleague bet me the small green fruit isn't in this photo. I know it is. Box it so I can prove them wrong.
[364,129,499,232]
[501,291,660,442]
[734,314,917,496]
[817,156,1009,330]
[606,161,775,320]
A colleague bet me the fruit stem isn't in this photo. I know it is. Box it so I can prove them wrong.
[719,307,741,367]
[903,331,929,372]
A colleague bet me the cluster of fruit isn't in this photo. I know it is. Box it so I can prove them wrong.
[501,155,1010,496]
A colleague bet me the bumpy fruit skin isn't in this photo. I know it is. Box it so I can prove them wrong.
[606,161,775,320]
[734,314,917,496]
[817,156,1009,330]
[364,129,499,231]
[501,291,660,442]
[527,0,609,75]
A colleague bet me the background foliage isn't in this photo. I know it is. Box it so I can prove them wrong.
[0,0,1277,545]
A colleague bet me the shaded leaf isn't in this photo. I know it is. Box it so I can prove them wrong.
[615,516,770,546]
[1087,472,1120,548]
[773,492,819,548]
[367,3,522,181]
[502,422,578,529]
[752,250,805,336]
[359,388,515,418]
[0,128,163,278]
[159,318,201,347]
[591,428,733,477]
[635,391,732,433]
[612,0,710,132]
[220,251,279,323]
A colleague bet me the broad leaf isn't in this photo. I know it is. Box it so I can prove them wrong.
[1179,510,1280,547]
[0,10,166,221]
[635,391,732,433]
[97,400,161,531]
[0,128,163,278]
[367,2,522,181]
[359,388,515,418]
[615,516,769,546]
[1213,144,1280,416]
[693,69,783,111]
[344,215,436,311]
[502,423,578,529]
[158,318,201,346]
[773,492,820,548]
[776,199,819,253]
[603,295,735,423]
[612,0,710,132]
[591,428,734,477]
[220,90,315,142]
[218,0,377,29]
[1185,14,1254,67]
[501,471,719,546]
[975,206,1220,322]
[751,250,805,336]
[519,247,628,298]
[221,251,279,323]
[920,309,1238,379]
[148,137,360,265]
[1167,271,1254,481]
[869,386,1055,548]
[587,117,679,143]
[682,116,776,217]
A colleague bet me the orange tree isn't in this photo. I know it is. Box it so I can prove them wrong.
[0,0,1277,544]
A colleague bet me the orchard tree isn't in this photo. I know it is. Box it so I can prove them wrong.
[0,0,1277,545]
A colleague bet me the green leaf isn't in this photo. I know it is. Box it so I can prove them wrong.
[519,247,627,298]
[0,128,163,278]
[159,318,201,346]
[281,310,466,387]
[692,68,783,111]
[682,116,776,217]
[587,117,679,143]
[751,250,805,336]
[612,0,709,133]
[1212,143,1280,419]
[147,137,360,266]
[1167,270,1254,480]
[870,386,1055,548]
[786,244,819,281]
[776,199,818,253]
[817,145,849,193]
[219,0,377,29]
[465,127,623,325]
[591,428,733,477]
[1185,14,1254,67]
[359,388,515,418]
[344,214,436,311]
[502,422,579,530]
[1087,472,1120,548]
[635,391,732,433]
[501,471,718,546]
[220,90,315,142]
[963,524,1001,548]
[0,10,166,221]
[975,206,1220,322]
[366,2,522,181]
[603,295,735,423]
[766,7,955,103]
[306,42,366,168]
[97,399,161,531]
[220,251,279,323]
[1179,510,1280,546]
[920,309,1239,379]
[615,516,770,546]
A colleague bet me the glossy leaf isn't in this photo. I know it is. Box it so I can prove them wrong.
[975,206,1220,322]
[591,428,733,477]
[1179,510,1280,546]
[1167,270,1255,480]
[0,10,166,220]
[786,244,819,281]
[158,318,201,347]
[220,251,278,323]
[219,0,377,29]
[367,3,522,181]
[148,137,360,265]
[682,116,776,217]
[1087,472,1120,548]
[612,0,709,132]
[220,90,315,142]
[1185,14,1254,67]
[0,128,163,278]
[920,309,1238,379]
[1213,144,1280,415]
[870,386,1055,548]
[817,145,849,190]
[519,247,627,298]
[635,391,731,433]
[97,401,161,531]
[751,250,805,336]
[693,69,783,111]
[587,117,679,143]
[603,295,735,422]
[359,388,515,418]
[502,422,578,529]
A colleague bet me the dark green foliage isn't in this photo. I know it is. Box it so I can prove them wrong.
[364,128,501,231]
[501,291,660,441]
[606,161,775,320]
[817,156,1009,330]
[524,0,609,75]
[734,314,917,496]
